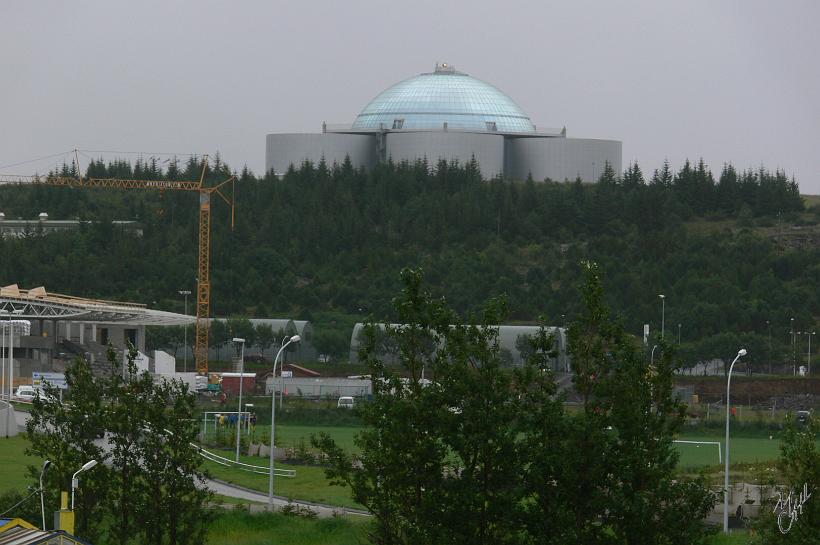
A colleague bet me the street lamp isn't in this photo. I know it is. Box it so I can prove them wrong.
[1,309,7,404]
[677,323,681,346]
[766,321,772,374]
[650,344,659,366]
[724,348,747,533]
[40,460,51,530]
[658,294,666,340]
[5,309,23,438]
[797,331,816,376]
[790,318,795,375]
[269,334,301,509]
[71,459,98,510]
[233,337,245,463]
[179,290,191,372]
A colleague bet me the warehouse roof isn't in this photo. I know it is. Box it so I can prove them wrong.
[0,284,193,326]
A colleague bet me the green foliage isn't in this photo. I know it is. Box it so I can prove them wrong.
[0,488,42,525]
[0,157,814,369]
[146,325,185,356]
[206,509,369,545]
[315,268,555,544]
[555,262,717,544]
[25,347,211,544]
[753,414,819,543]
[25,350,109,542]
[315,267,717,545]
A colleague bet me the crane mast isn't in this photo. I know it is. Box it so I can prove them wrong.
[1,156,234,375]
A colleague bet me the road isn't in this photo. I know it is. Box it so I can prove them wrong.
[14,409,369,518]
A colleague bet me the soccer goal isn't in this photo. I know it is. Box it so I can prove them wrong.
[673,440,722,463]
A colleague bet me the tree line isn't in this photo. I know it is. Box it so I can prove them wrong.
[0,154,816,367]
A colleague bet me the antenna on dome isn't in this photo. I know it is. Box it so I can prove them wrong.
[435,62,456,73]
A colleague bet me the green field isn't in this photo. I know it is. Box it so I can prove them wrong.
[205,509,750,545]
[204,457,361,509]
[252,423,783,470]
[674,434,782,469]
[238,424,360,453]
[3,424,792,497]
[207,511,370,545]
[0,435,41,494]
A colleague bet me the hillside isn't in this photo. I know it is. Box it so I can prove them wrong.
[0,157,817,366]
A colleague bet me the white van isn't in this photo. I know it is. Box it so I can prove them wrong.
[337,396,355,409]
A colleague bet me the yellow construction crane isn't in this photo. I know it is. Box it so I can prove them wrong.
[1,152,235,375]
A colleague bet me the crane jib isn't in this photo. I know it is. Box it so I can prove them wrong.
[1,168,236,376]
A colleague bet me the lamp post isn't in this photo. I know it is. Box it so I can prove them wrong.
[5,310,23,438]
[677,323,681,346]
[179,290,191,372]
[766,321,772,374]
[40,460,51,530]
[1,309,7,406]
[650,344,659,366]
[233,337,245,463]
[71,459,98,510]
[724,348,747,533]
[659,294,666,340]
[797,331,816,376]
[269,334,301,509]
[790,318,795,375]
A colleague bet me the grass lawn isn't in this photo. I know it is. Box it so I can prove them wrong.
[204,456,361,510]
[272,424,788,470]
[674,433,782,469]
[269,424,360,453]
[207,510,370,545]
[706,530,753,544]
[207,509,750,545]
[0,435,41,494]
[207,509,754,545]
[204,424,361,453]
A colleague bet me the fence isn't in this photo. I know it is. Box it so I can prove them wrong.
[266,378,371,399]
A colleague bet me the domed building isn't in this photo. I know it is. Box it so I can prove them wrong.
[266,63,621,180]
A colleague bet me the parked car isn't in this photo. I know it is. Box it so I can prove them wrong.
[337,396,355,409]
[14,386,37,402]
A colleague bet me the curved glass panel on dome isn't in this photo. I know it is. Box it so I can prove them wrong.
[352,64,535,133]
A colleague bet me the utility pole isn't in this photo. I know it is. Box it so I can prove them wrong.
[659,294,666,340]
[179,290,191,372]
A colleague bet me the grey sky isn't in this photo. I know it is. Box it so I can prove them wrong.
[1,0,818,193]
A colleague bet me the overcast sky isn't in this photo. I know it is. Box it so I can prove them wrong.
[1,0,818,193]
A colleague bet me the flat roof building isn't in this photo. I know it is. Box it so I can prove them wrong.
[0,212,143,238]
[267,63,621,181]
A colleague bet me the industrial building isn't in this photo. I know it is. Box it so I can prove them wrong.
[266,63,621,181]
[349,323,570,371]
[0,284,192,380]
[0,212,143,238]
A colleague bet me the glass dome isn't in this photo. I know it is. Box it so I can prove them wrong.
[351,64,535,133]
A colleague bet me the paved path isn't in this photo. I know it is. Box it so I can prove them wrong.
[15,408,369,518]
[207,479,369,518]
